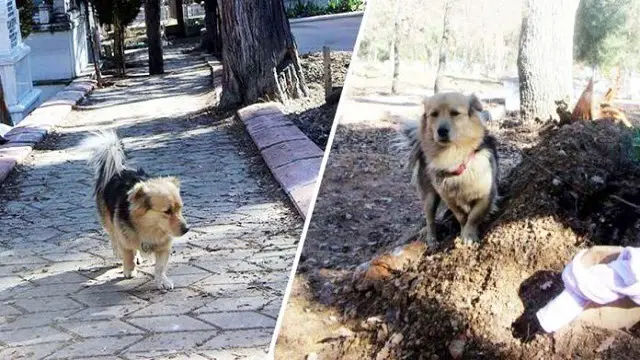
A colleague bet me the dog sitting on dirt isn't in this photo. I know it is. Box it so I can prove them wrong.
[82,130,189,290]
[398,92,499,245]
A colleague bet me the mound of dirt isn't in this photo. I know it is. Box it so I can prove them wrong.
[325,120,640,359]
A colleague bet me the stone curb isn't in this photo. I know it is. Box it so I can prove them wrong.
[237,102,323,219]
[0,78,96,184]
[289,11,364,24]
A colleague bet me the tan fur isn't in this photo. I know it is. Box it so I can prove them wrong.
[97,176,186,290]
[415,92,498,245]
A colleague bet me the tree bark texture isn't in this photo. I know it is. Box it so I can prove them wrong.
[434,0,452,94]
[84,0,103,86]
[203,0,222,55]
[175,0,185,37]
[218,0,308,109]
[145,0,164,75]
[391,0,400,94]
[517,0,580,123]
[113,19,126,76]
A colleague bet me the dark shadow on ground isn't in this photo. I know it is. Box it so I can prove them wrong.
[285,99,338,151]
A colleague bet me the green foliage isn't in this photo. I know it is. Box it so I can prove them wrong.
[90,0,142,26]
[574,0,632,71]
[287,0,364,18]
[16,0,36,38]
[327,0,363,13]
[620,0,640,71]
[286,1,326,18]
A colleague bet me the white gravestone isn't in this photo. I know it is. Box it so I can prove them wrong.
[0,0,41,125]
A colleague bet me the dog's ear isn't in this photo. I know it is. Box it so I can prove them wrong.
[128,182,149,204]
[422,96,432,121]
[166,177,180,188]
[468,94,483,114]
[422,96,431,111]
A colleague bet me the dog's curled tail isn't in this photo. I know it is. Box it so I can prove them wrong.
[80,130,125,194]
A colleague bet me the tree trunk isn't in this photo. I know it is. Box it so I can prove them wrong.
[84,0,103,87]
[145,0,164,75]
[111,9,126,76]
[113,16,126,76]
[434,0,452,94]
[218,0,308,110]
[390,0,400,94]
[517,0,580,123]
[203,0,222,55]
[175,0,185,37]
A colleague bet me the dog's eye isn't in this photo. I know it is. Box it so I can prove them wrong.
[450,110,460,116]
[164,209,172,215]
[429,111,439,117]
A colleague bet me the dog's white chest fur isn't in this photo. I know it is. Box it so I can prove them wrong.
[429,149,494,214]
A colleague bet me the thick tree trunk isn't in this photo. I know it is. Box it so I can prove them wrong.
[218,0,308,110]
[145,0,164,75]
[434,0,452,94]
[203,0,221,55]
[175,0,185,37]
[517,0,580,123]
[390,0,400,94]
[113,19,126,76]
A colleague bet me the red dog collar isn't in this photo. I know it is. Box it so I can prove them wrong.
[446,152,475,176]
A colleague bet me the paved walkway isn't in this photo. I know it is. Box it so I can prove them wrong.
[0,43,301,359]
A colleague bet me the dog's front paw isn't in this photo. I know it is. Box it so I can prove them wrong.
[460,227,480,245]
[122,268,136,278]
[418,227,437,246]
[155,275,174,290]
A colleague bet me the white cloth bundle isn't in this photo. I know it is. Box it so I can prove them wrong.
[536,247,640,333]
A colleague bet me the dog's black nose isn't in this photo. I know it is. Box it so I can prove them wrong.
[437,126,450,139]
[180,224,190,235]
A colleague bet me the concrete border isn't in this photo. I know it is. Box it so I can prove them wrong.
[0,78,96,184]
[289,11,364,24]
[237,102,323,219]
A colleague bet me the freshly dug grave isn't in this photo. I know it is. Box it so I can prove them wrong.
[284,51,351,150]
[311,121,640,359]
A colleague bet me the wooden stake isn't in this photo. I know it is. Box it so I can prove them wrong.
[323,45,332,100]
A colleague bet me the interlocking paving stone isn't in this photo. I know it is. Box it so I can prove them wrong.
[123,331,217,353]
[198,348,268,359]
[193,296,272,313]
[0,326,72,346]
[0,43,301,358]
[197,311,277,330]
[58,319,145,337]
[0,310,80,331]
[0,341,66,359]
[126,315,216,333]
[14,295,85,313]
[199,328,272,349]
[124,352,211,360]
[46,335,143,359]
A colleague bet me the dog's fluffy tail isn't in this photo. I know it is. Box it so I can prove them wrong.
[390,115,424,176]
[80,130,125,194]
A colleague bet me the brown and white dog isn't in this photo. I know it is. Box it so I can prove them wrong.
[399,92,499,245]
[82,130,189,290]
